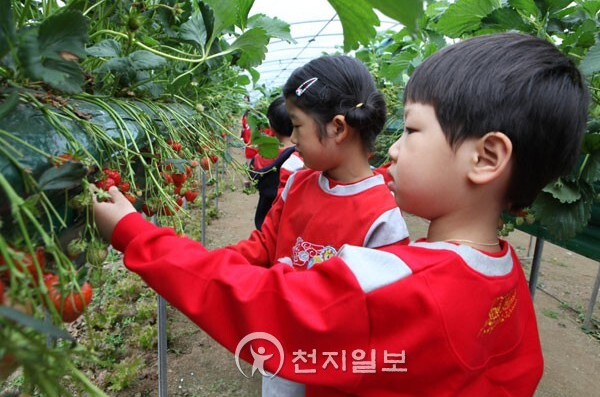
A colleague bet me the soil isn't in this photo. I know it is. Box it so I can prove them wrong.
[112,148,600,397]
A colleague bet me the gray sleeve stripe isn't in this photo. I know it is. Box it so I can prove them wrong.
[338,245,412,293]
[363,208,410,248]
[281,155,304,172]
[281,172,297,201]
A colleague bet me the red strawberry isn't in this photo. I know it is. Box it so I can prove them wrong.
[117,181,131,192]
[200,157,211,170]
[172,173,187,186]
[44,273,93,323]
[185,190,198,203]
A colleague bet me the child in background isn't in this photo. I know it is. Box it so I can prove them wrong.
[249,96,304,230]
[93,33,589,396]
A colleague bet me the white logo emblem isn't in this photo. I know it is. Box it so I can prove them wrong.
[234,332,285,378]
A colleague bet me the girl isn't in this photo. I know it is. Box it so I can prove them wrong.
[226,55,410,396]
[226,56,409,272]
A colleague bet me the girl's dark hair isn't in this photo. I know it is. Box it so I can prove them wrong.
[405,33,590,209]
[266,97,293,137]
[282,55,386,152]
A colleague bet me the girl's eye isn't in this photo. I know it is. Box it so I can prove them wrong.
[404,127,416,134]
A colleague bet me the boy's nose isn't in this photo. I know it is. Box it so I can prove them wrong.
[290,130,298,145]
[388,139,400,161]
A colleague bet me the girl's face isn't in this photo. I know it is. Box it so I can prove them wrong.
[285,100,338,171]
[387,102,471,220]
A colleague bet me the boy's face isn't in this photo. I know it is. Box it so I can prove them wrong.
[387,102,473,220]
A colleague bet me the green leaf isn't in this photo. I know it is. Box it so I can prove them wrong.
[18,11,88,93]
[0,0,16,59]
[482,7,530,31]
[508,0,539,17]
[381,51,418,83]
[229,27,270,68]
[236,74,251,86]
[95,56,129,74]
[532,187,593,240]
[38,161,88,191]
[579,39,600,76]
[434,0,502,38]
[202,0,238,43]
[0,92,19,120]
[247,14,295,43]
[544,0,573,14]
[542,179,581,204]
[128,50,167,70]
[248,67,260,85]
[86,39,121,58]
[329,0,380,52]
[366,0,424,32]
[253,134,281,159]
[0,306,75,341]
[580,152,600,185]
[39,11,88,61]
[180,12,208,48]
[236,0,255,29]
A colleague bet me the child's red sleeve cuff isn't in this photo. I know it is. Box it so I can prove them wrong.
[111,212,157,252]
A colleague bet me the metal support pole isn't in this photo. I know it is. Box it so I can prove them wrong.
[201,169,207,245]
[151,215,168,397]
[529,237,545,299]
[157,295,168,397]
[215,160,219,210]
[583,261,600,330]
[527,236,536,259]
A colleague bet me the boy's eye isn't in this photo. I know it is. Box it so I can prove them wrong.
[404,127,416,134]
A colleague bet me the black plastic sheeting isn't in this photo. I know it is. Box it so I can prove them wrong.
[0,94,194,235]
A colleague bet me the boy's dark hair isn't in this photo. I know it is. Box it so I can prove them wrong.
[405,33,589,209]
[283,55,386,152]
[267,96,293,137]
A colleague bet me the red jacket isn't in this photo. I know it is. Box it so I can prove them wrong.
[113,213,543,397]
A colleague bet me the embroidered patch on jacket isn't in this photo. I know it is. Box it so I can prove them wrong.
[292,237,337,269]
[478,288,517,336]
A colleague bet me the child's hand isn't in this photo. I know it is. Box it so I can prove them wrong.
[93,186,137,242]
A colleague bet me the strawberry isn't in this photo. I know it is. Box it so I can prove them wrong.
[210,155,219,163]
[189,159,199,168]
[142,203,155,217]
[51,153,74,167]
[103,168,121,185]
[95,177,116,191]
[1,247,45,283]
[200,156,211,170]
[86,242,108,267]
[124,193,137,204]
[66,239,87,260]
[175,196,184,207]
[184,190,198,203]
[167,140,182,152]
[44,273,93,323]
[117,181,131,192]
[172,173,187,186]
[0,279,4,304]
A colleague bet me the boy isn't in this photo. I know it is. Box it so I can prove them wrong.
[93,33,589,396]
[249,96,303,230]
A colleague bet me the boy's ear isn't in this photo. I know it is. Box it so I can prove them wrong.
[330,115,350,143]
[468,132,512,185]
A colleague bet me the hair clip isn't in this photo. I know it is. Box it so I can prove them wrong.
[296,77,318,97]
[356,103,364,108]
